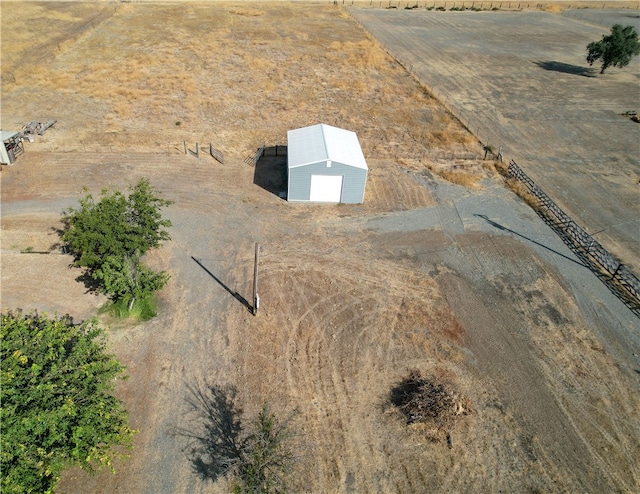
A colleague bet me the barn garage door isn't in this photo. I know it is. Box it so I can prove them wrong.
[310,175,343,202]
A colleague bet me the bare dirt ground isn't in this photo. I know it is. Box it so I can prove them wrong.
[1,2,639,493]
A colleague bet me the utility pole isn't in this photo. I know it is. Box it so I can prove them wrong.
[253,242,260,315]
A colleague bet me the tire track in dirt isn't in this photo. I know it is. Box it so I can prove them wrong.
[285,271,354,485]
[1,3,118,78]
[438,271,632,492]
[249,238,476,492]
[526,286,640,491]
[478,251,640,492]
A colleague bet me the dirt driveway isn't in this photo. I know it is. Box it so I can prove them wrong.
[2,3,639,493]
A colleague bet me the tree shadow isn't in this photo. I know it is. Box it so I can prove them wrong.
[191,256,253,313]
[171,381,244,482]
[73,270,103,295]
[533,61,597,77]
[253,146,288,199]
[51,225,103,294]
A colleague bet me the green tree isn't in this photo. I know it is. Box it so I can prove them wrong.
[235,404,298,494]
[62,178,172,315]
[586,24,640,74]
[94,254,170,311]
[1,310,135,494]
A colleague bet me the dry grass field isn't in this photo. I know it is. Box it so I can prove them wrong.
[2,2,639,494]
[0,1,476,159]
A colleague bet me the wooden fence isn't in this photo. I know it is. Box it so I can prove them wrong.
[505,160,640,316]
[209,144,224,164]
[183,141,224,164]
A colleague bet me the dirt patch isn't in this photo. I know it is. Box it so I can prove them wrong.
[2,2,639,493]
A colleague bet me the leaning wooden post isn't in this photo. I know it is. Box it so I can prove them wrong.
[253,242,260,315]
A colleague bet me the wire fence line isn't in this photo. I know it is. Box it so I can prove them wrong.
[342,0,640,9]
[350,14,501,152]
[352,12,639,317]
[505,160,640,317]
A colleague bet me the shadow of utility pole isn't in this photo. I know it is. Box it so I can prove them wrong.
[474,214,587,268]
[191,256,253,313]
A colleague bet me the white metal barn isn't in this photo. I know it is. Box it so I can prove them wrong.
[0,131,23,165]
[287,124,368,203]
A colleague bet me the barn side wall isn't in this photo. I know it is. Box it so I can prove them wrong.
[287,160,367,203]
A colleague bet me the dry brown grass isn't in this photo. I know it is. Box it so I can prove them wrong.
[439,169,482,189]
[542,3,565,12]
[505,177,540,208]
[1,1,482,163]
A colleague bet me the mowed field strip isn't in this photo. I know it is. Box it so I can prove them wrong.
[351,7,640,273]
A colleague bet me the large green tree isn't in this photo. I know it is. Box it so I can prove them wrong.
[586,24,640,74]
[1,310,135,493]
[62,178,172,312]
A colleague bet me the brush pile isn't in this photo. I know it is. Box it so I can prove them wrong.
[390,370,471,444]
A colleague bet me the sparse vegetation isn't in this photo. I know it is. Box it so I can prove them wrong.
[3,3,640,492]
[439,168,482,188]
[177,383,298,494]
[234,404,298,494]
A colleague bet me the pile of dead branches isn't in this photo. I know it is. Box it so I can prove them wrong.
[390,370,471,446]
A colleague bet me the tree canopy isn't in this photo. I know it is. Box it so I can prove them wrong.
[1,310,134,493]
[61,178,172,314]
[586,24,640,74]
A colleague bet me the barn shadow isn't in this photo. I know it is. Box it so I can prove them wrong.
[253,146,288,199]
[533,61,596,77]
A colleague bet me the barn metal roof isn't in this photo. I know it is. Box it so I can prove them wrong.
[287,124,368,170]
[1,131,20,142]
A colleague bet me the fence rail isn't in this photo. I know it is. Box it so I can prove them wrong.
[505,160,640,316]
[183,141,224,163]
[245,144,265,167]
[209,143,224,164]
